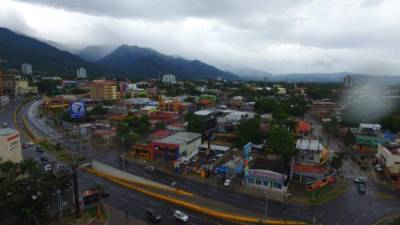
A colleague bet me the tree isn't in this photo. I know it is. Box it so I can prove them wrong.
[117,115,150,147]
[0,160,71,224]
[37,79,62,95]
[266,126,296,164]
[330,153,345,170]
[236,118,265,147]
[185,112,203,133]
[344,129,356,146]
[381,114,400,133]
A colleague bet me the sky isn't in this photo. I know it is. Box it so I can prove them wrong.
[1,0,400,75]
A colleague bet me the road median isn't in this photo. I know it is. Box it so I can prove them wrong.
[86,163,307,225]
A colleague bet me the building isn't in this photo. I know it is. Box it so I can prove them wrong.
[162,74,176,84]
[21,63,32,75]
[76,67,87,79]
[89,80,118,100]
[151,132,202,161]
[296,139,329,166]
[359,123,381,135]
[0,69,17,97]
[0,128,22,163]
[15,76,29,96]
[311,101,337,120]
[295,120,312,137]
[0,95,9,107]
[246,157,289,193]
[377,143,400,186]
[355,135,388,153]
[343,75,352,89]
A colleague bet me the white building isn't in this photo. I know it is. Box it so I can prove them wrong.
[377,143,400,183]
[76,67,87,79]
[162,74,176,84]
[0,128,22,163]
[21,63,32,75]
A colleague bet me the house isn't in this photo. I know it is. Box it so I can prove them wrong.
[246,157,290,193]
[149,130,175,141]
[377,143,400,187]
[149,111,178,125]
[295,120,312,137]
[359,123,381,136]
[150,132,202,161]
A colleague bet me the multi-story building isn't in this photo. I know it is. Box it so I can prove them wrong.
[15,76,29,96]
[296,139,329,166]
[311,101,337,120]
[343,75,352,89]
[21,63,33,75]
[76,67,87,79]
[0,69,17,97]
[89,80,118,100]
[0,128,22,163]
[162,74,176,84]
[377,143,400,186]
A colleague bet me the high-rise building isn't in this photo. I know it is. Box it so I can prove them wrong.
[0,69,18,97]
[21,63,32,75]
[89,80,118,100]
[343,75,352,89]
[162,74,176,84]
[0,128,22,163]
[76,67,87,79]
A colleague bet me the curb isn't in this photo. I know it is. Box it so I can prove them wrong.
[86,167,307,225]
[372,214,400,225]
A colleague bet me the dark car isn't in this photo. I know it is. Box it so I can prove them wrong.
[40,156,49,162]
[146,209,162,223]
[36,147,44,153]
[358,182,366,194]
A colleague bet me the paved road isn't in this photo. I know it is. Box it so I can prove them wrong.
[19,99,400,225]
[3,100,236,225]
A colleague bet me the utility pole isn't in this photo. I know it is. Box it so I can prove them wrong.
[57,189,64,225]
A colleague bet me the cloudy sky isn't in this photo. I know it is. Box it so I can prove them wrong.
[1,0,400,75]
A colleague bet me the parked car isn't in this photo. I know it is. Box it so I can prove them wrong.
[22,143,28,149]
[358,182,366,194]
[375,164,384,172]
[224,179,231,187]
[173,210,189,222]
[191,156,198,163]
[2,122,8,128]
[145,165,155,172]
[182,159,190,165]
[354,177,367,183]
[146,209,162,223]
[28,141,34,146]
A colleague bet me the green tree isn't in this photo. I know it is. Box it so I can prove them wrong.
[381,114,400,133]
[236,118,265,147]
[330,154,344,170]
[37,79,62,95]
[344,129,356,146]
[266,126,296,163]
[185,112,203,133]
[117,115,150,146]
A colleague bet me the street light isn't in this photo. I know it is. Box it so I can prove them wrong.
[57,189,64,225]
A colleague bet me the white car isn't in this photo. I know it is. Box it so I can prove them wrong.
[173,210,189,222]
[354,177,367,183]
[224,179,231,186]
[375,164,384,172]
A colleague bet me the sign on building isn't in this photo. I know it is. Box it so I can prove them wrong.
[70,101,86,119]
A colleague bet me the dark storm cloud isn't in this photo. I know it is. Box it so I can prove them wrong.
[2,0,400,75]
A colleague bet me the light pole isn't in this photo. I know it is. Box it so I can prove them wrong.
[57,189,64,225]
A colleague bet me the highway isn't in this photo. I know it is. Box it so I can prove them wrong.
[6,98,400,225]
[2,100,236,225]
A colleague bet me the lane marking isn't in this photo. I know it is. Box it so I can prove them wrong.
[223,197,238,202]
[148,201,161,206]
[190,214,221,225]
[120,198,132,204]
[128,193,139,199]
[110,186,121,192]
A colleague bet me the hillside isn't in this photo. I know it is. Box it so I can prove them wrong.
[96,45,239,80]
[0,27,109,75]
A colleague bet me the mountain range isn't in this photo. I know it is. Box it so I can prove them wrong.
[0,27,238,80]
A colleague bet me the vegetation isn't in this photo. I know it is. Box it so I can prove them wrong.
[117,115,150,146]
[185,111,203,133]
[235,118,266,147]
[0,160,71,224]
[266,125,296,164]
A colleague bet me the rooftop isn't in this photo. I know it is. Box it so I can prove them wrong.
[156,132,201,145]
[296,139,324,151]
[251,157,288,174]
[194,110,214,116]
[0,128,18,136]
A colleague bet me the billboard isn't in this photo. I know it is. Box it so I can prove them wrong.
[306,173,336,192]
[70,101,86,119]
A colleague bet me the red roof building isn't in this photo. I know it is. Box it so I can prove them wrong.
[295,120,312,137]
